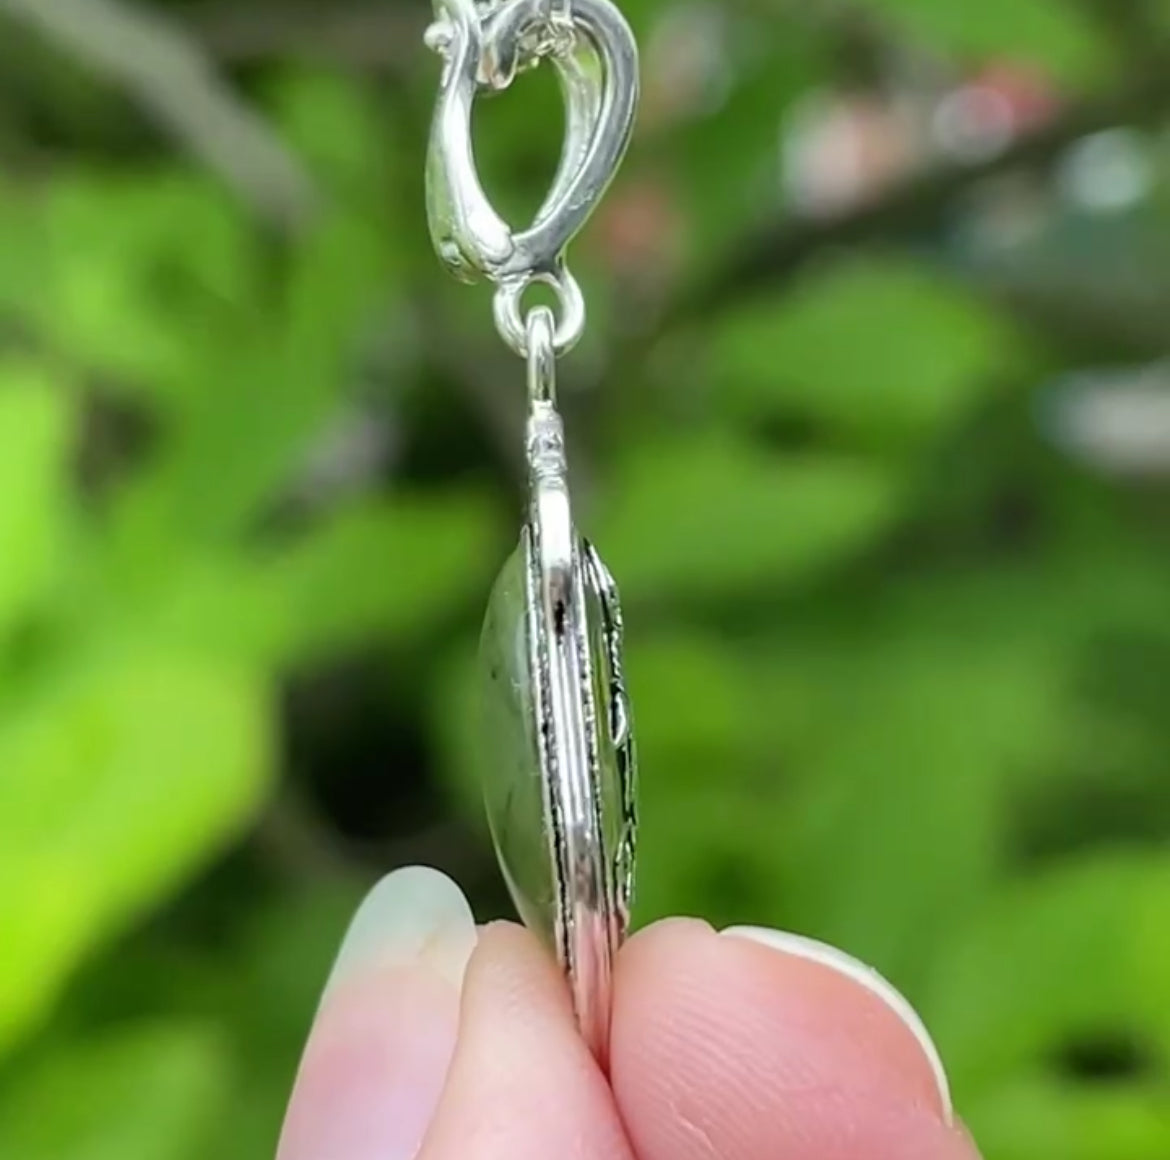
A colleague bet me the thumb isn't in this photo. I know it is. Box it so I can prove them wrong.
[276,866,476,1160]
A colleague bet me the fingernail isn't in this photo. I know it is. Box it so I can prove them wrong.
[720,926,952,1122]
[278,867,478,1160]
[324,865,478,997]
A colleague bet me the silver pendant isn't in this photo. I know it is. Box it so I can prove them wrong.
[424,0,640,1060]
[479,362,636,1060]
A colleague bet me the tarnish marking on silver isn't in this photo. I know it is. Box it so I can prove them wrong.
[583,539,637,924]
[524,522,573,968]
[571,537,605,915]
[527,400,567,485]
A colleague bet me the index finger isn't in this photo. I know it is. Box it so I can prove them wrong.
[419,921,635,1160]
[277,870,634,1160]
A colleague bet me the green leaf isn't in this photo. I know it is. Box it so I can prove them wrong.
[90,174,257,314]
[968,1076,1170,1160]
[0,1023,228,1160]
[633,779,786,930]
[0,361,75,639]
[33,174,252,400]
[0,651,273,1055]
[674,20,827,261]
[249,490,505,665]
[705,256,1036,448]
[625,632,756,783]
[732,618,1070,980]
[269,71,394,201]
[431,640,490,824]
[618,557,1104,973]
[736,549,1158,980]
[595,435,903,603]
[102,490,502,667]
[923,852,1170,1094]
[855,0,1115,85]
[0,181,48,327]
[122,214,393,542]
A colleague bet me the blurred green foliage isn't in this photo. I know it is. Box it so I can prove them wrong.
[0,0,1168,1157]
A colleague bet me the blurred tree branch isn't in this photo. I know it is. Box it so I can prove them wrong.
[1067,0,1167,66]
[256,787,494,888]
[182,2,425,69]
[0,0,318,226]
[668,64,1170,325]
[254,789,359,884]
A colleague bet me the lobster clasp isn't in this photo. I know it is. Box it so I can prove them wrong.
[425,0,638,355]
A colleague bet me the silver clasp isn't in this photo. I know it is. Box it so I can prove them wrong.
[425,0,638,356]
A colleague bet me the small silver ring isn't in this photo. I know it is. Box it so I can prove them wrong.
[526,306,558,403]
[494,269,586,358]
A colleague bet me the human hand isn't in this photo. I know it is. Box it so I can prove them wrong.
[277,867,980,1160]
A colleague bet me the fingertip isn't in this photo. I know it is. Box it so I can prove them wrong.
[470,919,565,987]
[720,925,952,1119]
[420,921,634,1160]
[612,918,977,1160]
[277,868,476,1160]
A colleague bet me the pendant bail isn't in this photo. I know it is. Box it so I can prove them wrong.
[425,0,638,356]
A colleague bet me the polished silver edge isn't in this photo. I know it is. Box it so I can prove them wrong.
[566,533,613,1061]
[524,401,614,1062]
[522,522,572,966]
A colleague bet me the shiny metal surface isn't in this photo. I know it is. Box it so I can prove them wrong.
[425,0,638,354]
[424,0,639,1063]
[477,314,636,1061]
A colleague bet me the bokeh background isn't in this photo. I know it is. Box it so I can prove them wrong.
[1,0,1169,1156]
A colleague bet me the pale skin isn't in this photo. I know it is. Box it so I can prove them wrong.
[279,908,983,1160]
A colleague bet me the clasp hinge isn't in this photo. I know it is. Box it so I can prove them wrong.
[425,0,638,356]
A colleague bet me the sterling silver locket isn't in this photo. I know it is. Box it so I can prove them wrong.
[425,0,639,1062]
[479,315,637,1061]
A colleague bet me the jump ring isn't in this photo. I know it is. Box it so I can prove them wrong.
[493,268,586,358]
